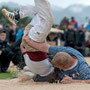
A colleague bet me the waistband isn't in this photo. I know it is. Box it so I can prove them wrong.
[23,51,48,62]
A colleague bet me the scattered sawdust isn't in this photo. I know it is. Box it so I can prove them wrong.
[0,57,90,90]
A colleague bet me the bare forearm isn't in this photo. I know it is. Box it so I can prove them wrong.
[61,76,90,84]
[62,79,90,84]
[72,80,90,84]
[23,37,51,53]
[28,41,50,53]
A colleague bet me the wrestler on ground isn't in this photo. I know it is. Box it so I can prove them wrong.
[24,37,90,84]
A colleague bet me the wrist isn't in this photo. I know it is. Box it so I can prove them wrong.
[22,52,27,55]
[47,44,50,53]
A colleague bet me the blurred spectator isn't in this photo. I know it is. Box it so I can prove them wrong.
[55,25,59,29]
[59,24,67,46]
[69,17,78,30]
[64,24,76,48]
[16,26,25,41]
[4,24,10,43]
[47,33,58,42]
[86,20,90,31]
[11,38,26,69]
[85,36,90,56]
[76,26,85,55]
[0,25,3,30]
[60,24,67,31]
[9,25,17,46]
[84,27,90,42]
[60,16,69,29]
[0,30,14,72]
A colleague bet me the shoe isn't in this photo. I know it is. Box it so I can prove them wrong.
[2,9,16,25]
[20,70,36,79]
[23,66,30,72]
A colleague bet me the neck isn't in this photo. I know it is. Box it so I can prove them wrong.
[63,57,77,70]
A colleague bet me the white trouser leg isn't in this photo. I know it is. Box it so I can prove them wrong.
[20,70,36,79]
[28,19,52,42]
[20,5,36,18]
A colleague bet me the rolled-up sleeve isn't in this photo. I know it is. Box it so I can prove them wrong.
[49,46,60,56]
[48,46,71,56]
[49,46,82,58]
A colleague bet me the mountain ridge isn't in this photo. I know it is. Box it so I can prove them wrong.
[0,2,90,25]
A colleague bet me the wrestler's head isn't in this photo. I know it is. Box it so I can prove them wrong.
[51,52,72,69]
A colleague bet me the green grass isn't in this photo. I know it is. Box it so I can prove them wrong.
[0,71,17,79]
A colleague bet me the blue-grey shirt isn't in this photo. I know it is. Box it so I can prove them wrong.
[49,46,90,80]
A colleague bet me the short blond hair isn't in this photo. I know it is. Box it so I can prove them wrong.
[51,52,72,68]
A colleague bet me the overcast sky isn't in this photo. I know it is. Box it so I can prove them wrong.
[0,0,90,8]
